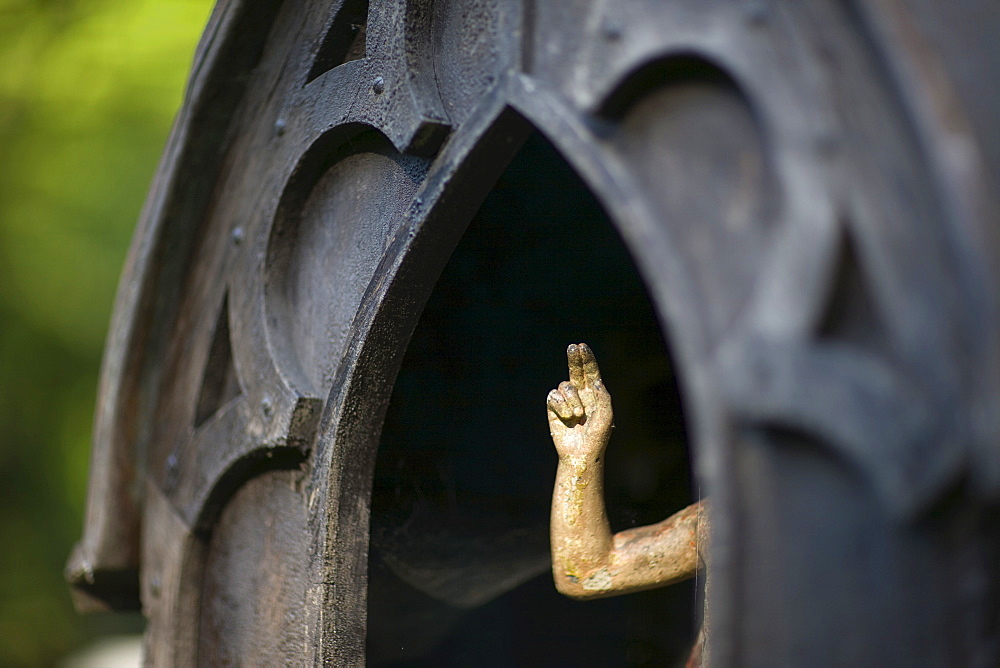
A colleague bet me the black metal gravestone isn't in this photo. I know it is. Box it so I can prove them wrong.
[68,1,1000,665]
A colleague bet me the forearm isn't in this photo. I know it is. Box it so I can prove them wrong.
[550,453,613,598]
[610,499,708,590]
[551,468,709,599]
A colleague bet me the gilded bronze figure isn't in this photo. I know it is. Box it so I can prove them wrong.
[547,343,709,663]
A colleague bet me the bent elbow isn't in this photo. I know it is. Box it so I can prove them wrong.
[552,567,615,601]
[553,573,587,600]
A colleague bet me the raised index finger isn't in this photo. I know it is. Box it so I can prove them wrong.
[567,343,585,388]
[578,343,602,387]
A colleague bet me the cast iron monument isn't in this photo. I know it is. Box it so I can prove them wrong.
[68,1,1000,665]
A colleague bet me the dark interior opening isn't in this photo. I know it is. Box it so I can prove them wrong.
[367,132,697,666]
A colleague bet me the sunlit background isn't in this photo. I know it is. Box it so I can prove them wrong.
[0,0,212,663]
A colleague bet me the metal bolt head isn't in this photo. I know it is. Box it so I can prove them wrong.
[164,453,179,490]
[372,76,385,95]
[602,19,624,41]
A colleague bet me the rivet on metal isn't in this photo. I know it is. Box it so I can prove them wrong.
[602,19,624,41]
[164,453,179,490]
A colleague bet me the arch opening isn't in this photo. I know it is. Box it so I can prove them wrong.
[367,132,698,665]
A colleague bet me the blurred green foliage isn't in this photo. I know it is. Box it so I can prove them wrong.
[0,0,211,663]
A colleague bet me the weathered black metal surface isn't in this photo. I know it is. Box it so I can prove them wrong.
[70,0,1000,665]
